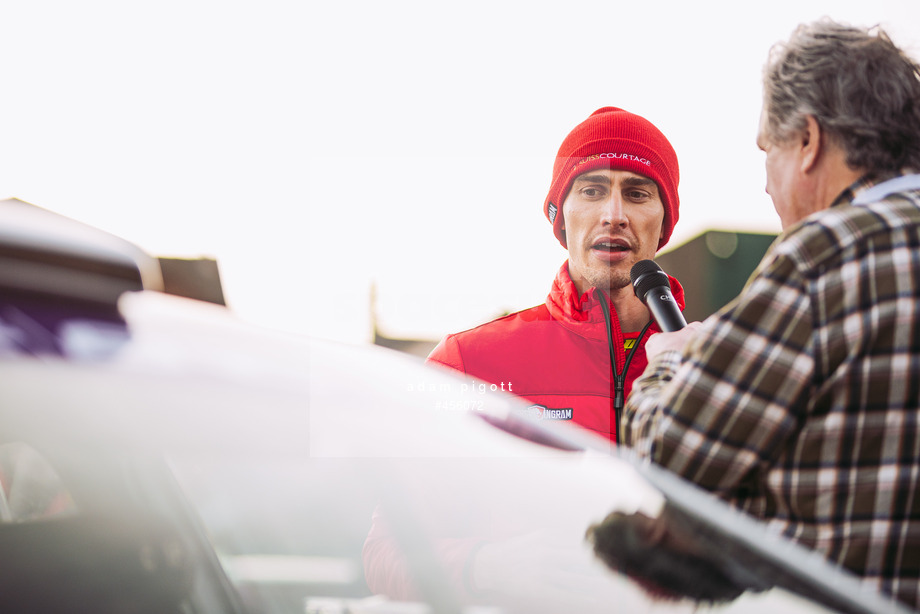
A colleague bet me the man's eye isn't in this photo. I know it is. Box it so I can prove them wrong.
[626,190,650,201]
[582,188,602,197]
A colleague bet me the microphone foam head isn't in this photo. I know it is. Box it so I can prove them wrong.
[630,259,663,283]
[630,259,669,298]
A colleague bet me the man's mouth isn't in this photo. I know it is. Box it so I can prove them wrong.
[591,240,630,253]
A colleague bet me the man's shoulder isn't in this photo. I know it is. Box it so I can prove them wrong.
[449,303,552,343]
[777,191,920,272]
[427,303,553,371]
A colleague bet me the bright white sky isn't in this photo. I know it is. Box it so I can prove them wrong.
[2,1,918,345]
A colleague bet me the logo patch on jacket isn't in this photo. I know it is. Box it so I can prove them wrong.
[514,404,573,421]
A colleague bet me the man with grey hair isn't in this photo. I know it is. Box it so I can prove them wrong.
[621,19,920,608]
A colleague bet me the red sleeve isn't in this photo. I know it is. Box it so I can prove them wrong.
[426,334,466,373]
[362,504,421,600]
[362,337,484,598]
[362,504,483,600]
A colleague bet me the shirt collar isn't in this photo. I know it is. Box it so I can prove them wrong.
[832,170,918,208]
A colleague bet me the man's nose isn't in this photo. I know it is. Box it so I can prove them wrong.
[600,194,628,226]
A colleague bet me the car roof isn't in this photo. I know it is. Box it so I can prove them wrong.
[0,198,163,305]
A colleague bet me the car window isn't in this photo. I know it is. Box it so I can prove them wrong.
[0,298,129,360]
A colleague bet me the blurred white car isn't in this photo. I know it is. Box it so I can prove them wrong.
[0,198,910,614]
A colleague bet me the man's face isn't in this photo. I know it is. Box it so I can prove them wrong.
[561,168,665,295]
[757,109,808,230]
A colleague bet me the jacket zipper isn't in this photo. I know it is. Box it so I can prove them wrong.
[595,288,652,446]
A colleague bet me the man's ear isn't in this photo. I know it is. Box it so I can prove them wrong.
[800,115,822,173]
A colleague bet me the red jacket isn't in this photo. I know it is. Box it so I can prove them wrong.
[428,262,685,445]
[363,263,686,600]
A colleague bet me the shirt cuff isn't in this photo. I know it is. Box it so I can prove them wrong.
[648,349,683,375]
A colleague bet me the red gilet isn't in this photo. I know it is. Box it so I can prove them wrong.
[427,262,685,444]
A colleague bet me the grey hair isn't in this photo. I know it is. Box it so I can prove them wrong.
[763,19,920,173]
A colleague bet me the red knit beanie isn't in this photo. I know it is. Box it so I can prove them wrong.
[543,107,680,250]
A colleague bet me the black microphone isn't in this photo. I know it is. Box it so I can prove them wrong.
[630,260,686,332]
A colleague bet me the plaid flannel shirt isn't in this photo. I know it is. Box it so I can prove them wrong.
[623,172,920,609]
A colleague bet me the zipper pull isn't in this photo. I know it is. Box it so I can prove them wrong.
[614,375,625,411]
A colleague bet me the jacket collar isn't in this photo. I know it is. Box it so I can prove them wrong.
[545,261,686,335]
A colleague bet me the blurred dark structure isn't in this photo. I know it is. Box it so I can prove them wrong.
[157,257,226,306]
[372,329,438,358]
[656,230,777,322]
[370,283,438,358]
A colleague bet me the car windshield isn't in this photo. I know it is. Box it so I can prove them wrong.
[163,394,849,614]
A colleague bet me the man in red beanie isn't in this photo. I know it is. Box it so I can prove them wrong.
[363,108,686,603]
[426,107,685,446]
